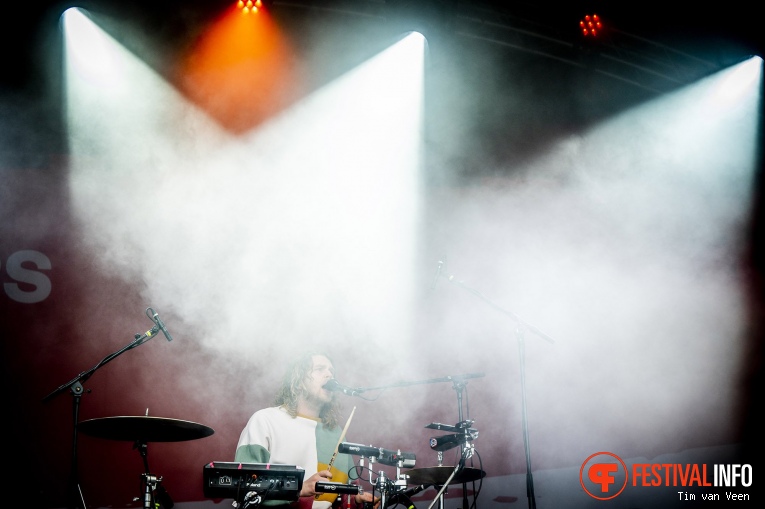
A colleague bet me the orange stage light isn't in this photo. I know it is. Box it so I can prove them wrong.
[237,0,263,14]
[178,5,298,133]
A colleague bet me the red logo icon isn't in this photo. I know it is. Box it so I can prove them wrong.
[580,452,628,500]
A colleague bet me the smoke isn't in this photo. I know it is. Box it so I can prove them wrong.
[418,61,758,470]
[59,6,759,487]
[64,11,427,432]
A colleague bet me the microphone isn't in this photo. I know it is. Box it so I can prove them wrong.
[147,307,173,342]
[338,442,416,468]
[315,482,361,495]
[338,442,383,458]
[429,433,470,452]
[430,259,444,290]
[324,379,359,396]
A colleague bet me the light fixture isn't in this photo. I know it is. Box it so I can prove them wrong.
[237,0,263,14]
[579,14,602,37]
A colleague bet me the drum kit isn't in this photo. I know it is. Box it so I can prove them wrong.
[336,419,485,509]
[76,413,485,509]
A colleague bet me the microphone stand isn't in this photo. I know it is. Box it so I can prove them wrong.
[440,272,555,509]
[42,314,166,509]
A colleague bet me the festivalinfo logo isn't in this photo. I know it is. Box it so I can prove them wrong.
[579,452,753,501]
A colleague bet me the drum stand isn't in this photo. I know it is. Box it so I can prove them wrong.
[429,451,447,509]
[451,378,472,509]
[134,440,174,509]
[355,454,409,509]
[426,442,475,509]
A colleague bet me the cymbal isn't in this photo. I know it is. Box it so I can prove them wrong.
[406,466,485,486]
[79,416,215,442]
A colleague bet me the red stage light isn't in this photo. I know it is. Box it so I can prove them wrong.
[579,13,603,37]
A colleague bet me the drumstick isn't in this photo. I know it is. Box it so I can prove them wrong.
[316,406,356,500]
[328,406,356,469]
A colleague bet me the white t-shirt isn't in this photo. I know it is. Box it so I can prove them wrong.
[235,406,355,509]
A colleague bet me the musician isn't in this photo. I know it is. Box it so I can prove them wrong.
[235,351,375,509]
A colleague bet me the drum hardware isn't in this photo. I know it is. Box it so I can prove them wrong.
[140,473,169,509]
[334,374,487,509]
[401,420,484,509]
[385,482,431,509]
[419,421,482,481]
[338,442,416,469]
[425,420,477,433]
[355,375,485,509]
[79,415,214,509]
[422,445,483,509]
[426,421,478,453]
[339,442,416,509]
[370,470,413,509]
[405,465,485,487]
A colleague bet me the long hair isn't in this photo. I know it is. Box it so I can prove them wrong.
[273,351,342,429]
